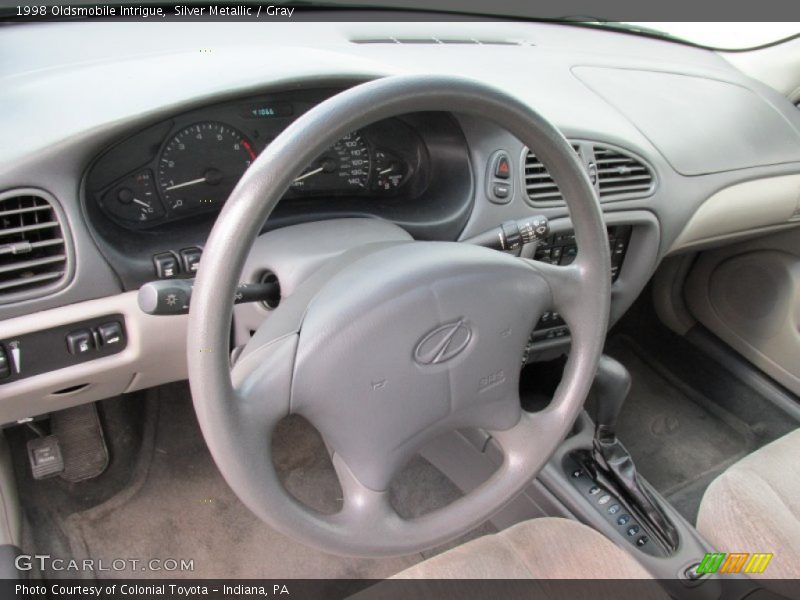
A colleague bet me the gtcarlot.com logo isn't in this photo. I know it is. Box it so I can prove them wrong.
[14,554,195,573]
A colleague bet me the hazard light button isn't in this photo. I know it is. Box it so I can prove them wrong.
[494,154,511,179]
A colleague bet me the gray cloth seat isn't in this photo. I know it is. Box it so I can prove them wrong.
[390,517,655,579]
[697,428,800,593]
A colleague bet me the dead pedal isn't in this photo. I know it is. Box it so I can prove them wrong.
[50,403,109,482]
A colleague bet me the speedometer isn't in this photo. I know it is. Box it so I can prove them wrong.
[157,121,256,215]
[291,131,371,193]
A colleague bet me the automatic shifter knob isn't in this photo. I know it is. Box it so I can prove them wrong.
[592,355,631,438]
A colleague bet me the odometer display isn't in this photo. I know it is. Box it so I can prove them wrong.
[290,131,371,194]
[157,121,256,215]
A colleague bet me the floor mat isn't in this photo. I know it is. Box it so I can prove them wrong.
[604,337,757,523]
[61,383,490,579]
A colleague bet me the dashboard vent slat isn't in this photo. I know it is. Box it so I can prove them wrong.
[523,144,579,204]
[351,37,525,46]
[593,145,654,198]
[0,193,69,298]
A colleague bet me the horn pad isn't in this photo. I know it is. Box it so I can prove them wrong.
[291,242,549,490]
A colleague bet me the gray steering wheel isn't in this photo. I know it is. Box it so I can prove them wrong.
[187,75,610,557]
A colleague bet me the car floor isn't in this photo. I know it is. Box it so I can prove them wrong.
[11,383,493,580]
[599,296,800,524]
[604,336,755,522]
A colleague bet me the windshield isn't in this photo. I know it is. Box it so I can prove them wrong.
[621,22,800,50]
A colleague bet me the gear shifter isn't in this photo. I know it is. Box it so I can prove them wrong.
[589,355,680,553]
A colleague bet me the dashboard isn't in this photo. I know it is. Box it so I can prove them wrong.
[0,17,799,424]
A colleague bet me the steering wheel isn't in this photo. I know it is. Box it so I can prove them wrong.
[187,75,610,557]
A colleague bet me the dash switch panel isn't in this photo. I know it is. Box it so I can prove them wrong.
[0,314,126,385]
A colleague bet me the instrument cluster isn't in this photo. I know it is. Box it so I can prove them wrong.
[87,90,426,229]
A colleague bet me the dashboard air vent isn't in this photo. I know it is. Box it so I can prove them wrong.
[351,38,524,46]
[0,193,68,298]
[593,145,654,198]
[523,144,579,204]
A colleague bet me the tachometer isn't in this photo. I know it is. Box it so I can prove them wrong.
[290,131,371,193]
[157,121,256,215]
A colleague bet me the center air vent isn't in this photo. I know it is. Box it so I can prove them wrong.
[523,142,655,205]
[593,145,654,198]
[0,191,70,301]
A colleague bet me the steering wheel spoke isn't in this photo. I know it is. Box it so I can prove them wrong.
[524,259,590,323]
[329,453,400,528]
[229,334,298,427]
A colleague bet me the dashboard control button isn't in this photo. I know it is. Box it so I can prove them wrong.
[608,504,621,515]
[66,330,94,355]
[180,247,202,274]
[494,154,511,179]
[626,525,641,537]
[97,322,123,346]
[617,514,631,526]
[636,535,649,547]
[492,183,510,201]
[153,253,179,279]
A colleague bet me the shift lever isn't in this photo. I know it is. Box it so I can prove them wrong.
[590,356,680,553]
[592,355,631,437]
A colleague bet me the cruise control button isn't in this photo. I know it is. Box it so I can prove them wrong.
[626,525,640,537]
[608,504,621,515]
[617,514,631,526]
[636,535,649,547]
[598,494,611,505]
[588,486,601,496]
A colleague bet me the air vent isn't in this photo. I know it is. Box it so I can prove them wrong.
[351,38,524,46]
[523,144,580,204]
[0,192,69,299]
[593,145,654,198]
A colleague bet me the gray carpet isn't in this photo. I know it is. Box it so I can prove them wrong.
[603,338,757,523]
[61,383,492,579]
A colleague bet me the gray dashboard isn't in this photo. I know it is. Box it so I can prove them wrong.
[1,16,799,367]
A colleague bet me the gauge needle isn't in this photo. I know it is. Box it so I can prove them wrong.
[379,167,394,175]
[165,177,207,191]
[132,198,150,208]
[293,166,325,182]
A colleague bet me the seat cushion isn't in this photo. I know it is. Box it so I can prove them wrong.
[393,517,653,579]
[697,428,800,589]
